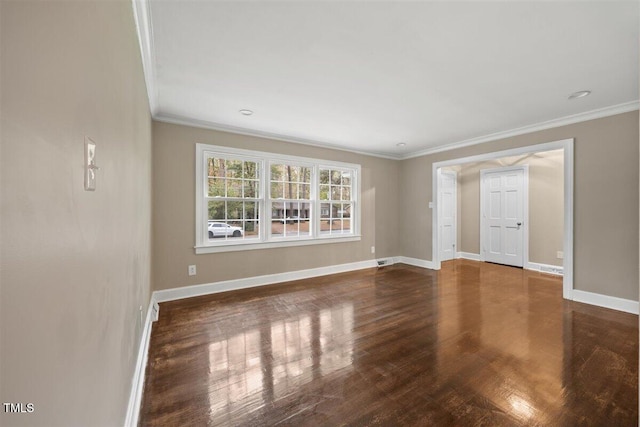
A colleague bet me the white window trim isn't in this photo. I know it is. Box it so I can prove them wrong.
[195,143,361,254]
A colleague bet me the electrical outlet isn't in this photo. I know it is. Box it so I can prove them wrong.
[557,251,564,259]
[188,265,196,276]
[371,246,375,254]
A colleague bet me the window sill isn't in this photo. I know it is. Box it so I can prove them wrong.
[195,235,362,254]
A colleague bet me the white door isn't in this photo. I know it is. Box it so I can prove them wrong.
[480,166,527,267]
[438,170,457,261]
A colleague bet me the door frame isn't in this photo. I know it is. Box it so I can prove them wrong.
[479,165,529,267]
[438,169,457,261]
[432,138,573,300]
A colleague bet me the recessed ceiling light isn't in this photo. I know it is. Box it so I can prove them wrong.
[568,90,591,100]
[239,109,253,116]
[396,142,406,148]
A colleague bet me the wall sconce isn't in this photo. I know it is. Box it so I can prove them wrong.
[84,137,100,191]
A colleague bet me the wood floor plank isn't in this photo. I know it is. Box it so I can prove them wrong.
[140,260,638,426]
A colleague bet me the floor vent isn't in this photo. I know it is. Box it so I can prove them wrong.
[377,259,390,268]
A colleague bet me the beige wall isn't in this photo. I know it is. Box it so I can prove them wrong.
[456,150,564,266]
[1,1,152,426]
[400,111,639,301]
[152,121,399,291]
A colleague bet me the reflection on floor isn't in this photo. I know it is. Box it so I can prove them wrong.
[140,260,638,426]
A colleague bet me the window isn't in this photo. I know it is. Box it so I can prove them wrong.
[196,144,360,253]
[270,163,312,239]
[204,155,261,242]
[319,168,354,236]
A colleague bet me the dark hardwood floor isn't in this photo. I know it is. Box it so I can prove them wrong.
[139,260,638,426]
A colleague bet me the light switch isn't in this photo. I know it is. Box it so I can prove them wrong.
[428,202,434,209]
[84,137,99,191]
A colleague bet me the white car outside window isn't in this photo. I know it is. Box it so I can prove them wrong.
[208,222,244,238]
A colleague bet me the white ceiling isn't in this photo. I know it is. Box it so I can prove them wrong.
[134,1,639,159]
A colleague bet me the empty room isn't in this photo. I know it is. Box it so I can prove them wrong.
[1,1,639,426]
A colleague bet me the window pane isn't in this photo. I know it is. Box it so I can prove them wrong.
[337,203,351,218]
[319,185,329,201]
[244,221,259,237]
[341,186,351,201]
[226,201,242,219]
[271,164,284,181]
[243,161,258,179]
[299,184,311,200]
[319,169,330,184]
[341,171,351,186]
[243,180,258,198]
[208,178,225,197]
[320,202,330,218]
[208,158,225,178]
[271,220,283,237]
[283,183,299,199]
[225,160,242,178]
[288,166,301,181]
[271,182,284,199]
[227,179,242,197]
[300,167,311,183]
[331,170,341,185]
[331,186,341,201]
[208,201,225,220]
[245,201,258,220]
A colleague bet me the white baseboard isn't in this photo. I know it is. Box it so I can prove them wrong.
[124,298,158,427]
[153,259,379,303]
[525,261,563,276]
[456,252,480,261]
[395,256,436,270]
[572,290,639,315]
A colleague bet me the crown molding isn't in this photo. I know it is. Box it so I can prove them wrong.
[132,0,158,116]
[401,100,639,160]
[153,113,402,160]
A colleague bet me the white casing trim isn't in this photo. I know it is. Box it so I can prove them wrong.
[456,252,481,261]
[153,259,378,303]
[395,256,436,270]
[124,297,158,427]
[572,290,639,315]
[525,261,564,276]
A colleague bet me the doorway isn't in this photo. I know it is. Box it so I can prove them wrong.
[432,138,574,300]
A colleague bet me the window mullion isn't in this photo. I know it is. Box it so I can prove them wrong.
[263,159,271,242]
[312,165,319,238]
